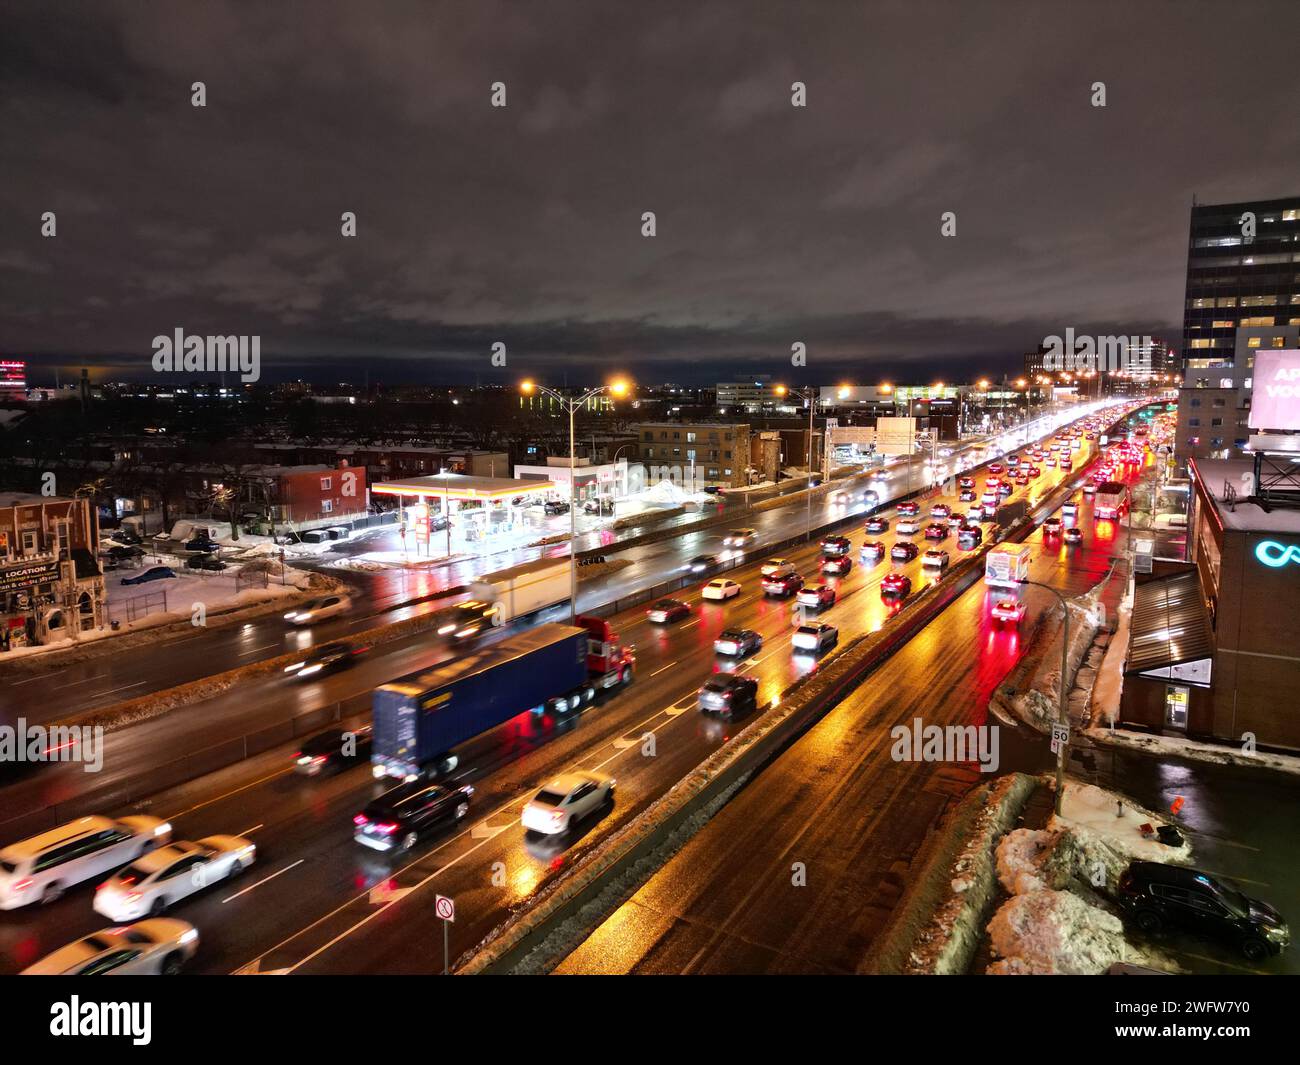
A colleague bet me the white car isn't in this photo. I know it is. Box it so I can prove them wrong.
[792,623,838,653]
[701,578,741,601]
[722,528,757,548]
[760,558,795,577]
[283,594,352,625]
[0,815,173,910]
[21,919,199,976]
[93,836,256,921]
[896,518,921,535]
[521,771,615,835]
[922,549,950,569]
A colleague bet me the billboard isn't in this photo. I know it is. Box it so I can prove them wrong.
[1249,349,1300,431]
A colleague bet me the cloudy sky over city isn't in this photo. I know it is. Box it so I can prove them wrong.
[3,0,1299,385]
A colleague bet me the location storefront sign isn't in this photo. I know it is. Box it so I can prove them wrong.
[0,559,61,593]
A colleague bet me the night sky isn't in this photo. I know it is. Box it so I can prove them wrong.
[2,0,1298,386]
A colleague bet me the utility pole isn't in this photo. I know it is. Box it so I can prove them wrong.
[1021,578,1072,815]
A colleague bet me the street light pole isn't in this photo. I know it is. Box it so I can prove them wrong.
[520,379,629,623]
[1020,578,1071,815]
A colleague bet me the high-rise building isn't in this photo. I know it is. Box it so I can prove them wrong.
[1176,196,1300,462]
[716,375,777,412]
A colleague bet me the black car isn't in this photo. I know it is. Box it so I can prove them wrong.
[354,780,474,853]
[111,527,143,545]
[820,535,851,558]
[697,673,759,716]
[284,640,369,681]
[890,541,919,562]
[105,544,145,561]
[294,723,373,775]
[1117,861,1289,962]
[713,628,762,657]
[687,554,720,573]
[543,500,570,515]
[957,525,984,547]
[185,554,228,571]
[646,598,692,623]
[865,516,890,534]
[184,536,220,553]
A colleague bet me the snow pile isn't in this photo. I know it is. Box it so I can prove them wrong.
[1085,726,1300,777]
[985,781,1187,975]
[1090,588,1132,728]
[987,889,1130,975]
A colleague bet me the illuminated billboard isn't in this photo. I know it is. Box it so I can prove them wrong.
[1249,349,1300,431]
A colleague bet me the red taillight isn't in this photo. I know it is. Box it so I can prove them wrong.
[293,751,303,760]
[353,814,368,826]
[375,822,399,835]
[13,878,32,893]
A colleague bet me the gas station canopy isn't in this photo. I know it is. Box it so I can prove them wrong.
[371,473,554,500]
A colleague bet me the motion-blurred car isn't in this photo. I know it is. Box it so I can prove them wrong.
[896,501,920,516]
[646,598,691,623]
[796,583,836,610]
[686,554,720,573]
[922,549,950,570]
[713,628,762,657]
[0,815,172,910]
[860,541,886,562]
[283,594,352,625]
[723,528,758,548]
[959,489,977,503]
[896,518,921,535]
[20,919,199,976]
[284,640,369,680]
[991,598,1026,624]
[120,566,177,586]
[865,516,890,534]
[1043,517,1063,536]
[930,503,951,519]
[762,571,804,597]
[958,525,984,548]
[924,522,949,541]
[958,477,975,489]
[697,674,759,716]
[820,554,853,577]
[701,578,741,601]
[792,622,838,653]
[355,781,474,852]
[1064,527,1084,545]
[890,541,920,562]
[294,724,374,775]
[820,535,852,558]
[760,557,796,577]
[521,772,614,835]
[94,836,256,920]
[881,573,912,600]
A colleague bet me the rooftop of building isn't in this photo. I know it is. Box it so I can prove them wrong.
[1192,456,1300,533]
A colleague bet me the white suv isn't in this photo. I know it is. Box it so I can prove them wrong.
[521,772,615,835]
[759,558,795,578]
[0,815,172,909]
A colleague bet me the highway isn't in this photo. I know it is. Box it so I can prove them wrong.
[0,407,1087,723]
[553,462,1139,974]
[0,406,1132,975]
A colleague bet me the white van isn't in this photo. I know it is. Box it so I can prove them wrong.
[0,815,172,909]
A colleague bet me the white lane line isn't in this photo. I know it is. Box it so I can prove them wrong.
[647,661,677,679]
[222,859,305,903]
[13,670,63,685]
[236,824,265,836]
[238,643,279,657]
[89,681,147,697]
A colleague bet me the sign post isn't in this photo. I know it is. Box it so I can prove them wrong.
[435,894,455,974]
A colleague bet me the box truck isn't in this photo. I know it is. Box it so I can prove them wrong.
[984,543,1031,587]
[372,620,633,779]
[1094,481,1127,520]
[436,557,573,641]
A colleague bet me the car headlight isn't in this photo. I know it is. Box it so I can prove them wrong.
[155,822,172,837]
[298,663,323,676]
[180,928,199,945]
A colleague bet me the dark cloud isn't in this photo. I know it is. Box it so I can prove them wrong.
[2,0,1298,386]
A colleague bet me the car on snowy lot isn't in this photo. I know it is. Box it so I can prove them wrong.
[121,566,177,587]
[1117,861,1290,962]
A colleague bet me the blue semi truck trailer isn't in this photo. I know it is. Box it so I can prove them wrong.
[371,620,634,780]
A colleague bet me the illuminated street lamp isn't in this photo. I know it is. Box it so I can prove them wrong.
[774,383,823,542]
[520,376,631,621]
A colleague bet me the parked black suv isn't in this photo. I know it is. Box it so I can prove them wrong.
[1117,860,1290,962]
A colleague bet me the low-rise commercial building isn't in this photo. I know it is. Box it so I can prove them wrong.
[0,494,105,649]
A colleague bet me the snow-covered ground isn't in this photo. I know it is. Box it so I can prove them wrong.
[985,780,1188,975]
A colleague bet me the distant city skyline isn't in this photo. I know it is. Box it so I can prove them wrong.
[3,2,1299,386]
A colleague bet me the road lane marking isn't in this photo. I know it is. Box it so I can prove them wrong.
[237,824,265,836]
[222,858,305,903]
[648,661,677,678]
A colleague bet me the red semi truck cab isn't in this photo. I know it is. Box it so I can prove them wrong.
[577,615,635,687]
